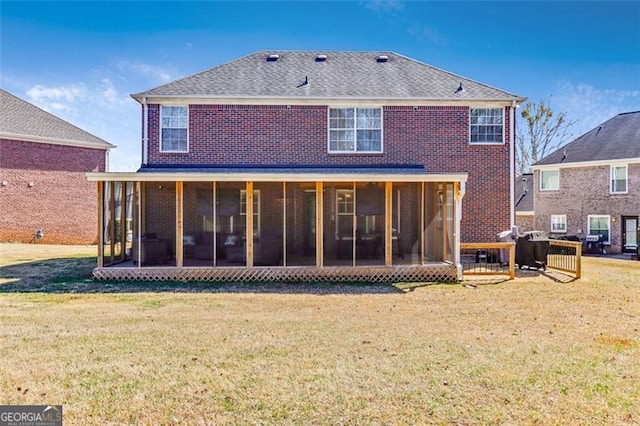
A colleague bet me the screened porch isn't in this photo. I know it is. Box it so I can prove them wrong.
[88,170,467,282]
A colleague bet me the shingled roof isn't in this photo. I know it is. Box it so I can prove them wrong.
[132,51,524,102]
[0,89,114,149]
[535,111,640,166]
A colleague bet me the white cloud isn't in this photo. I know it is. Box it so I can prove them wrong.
[365,0,405,14]
[408,23,447,46]
[26,83,88,107]
[117,60,173,83]
[552,81,640,137]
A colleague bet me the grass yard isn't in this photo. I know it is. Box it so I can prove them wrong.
[0,243,638,424]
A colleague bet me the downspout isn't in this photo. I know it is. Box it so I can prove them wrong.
[455,180,466,281]
[509,101,516,229]
[142,97,148,166]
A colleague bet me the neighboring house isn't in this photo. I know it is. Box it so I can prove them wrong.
[0,89,114,244]
[532,111,640,254]
[515,173,534,232]
[87,51,525,282]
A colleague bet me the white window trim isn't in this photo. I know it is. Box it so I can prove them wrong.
[550,214,567,233]
[587,215,611,245]
[327,107,384,154]
[159,105,189,153]
[540,169,560,191]
[610,164,628,194]
[469,107,505,145]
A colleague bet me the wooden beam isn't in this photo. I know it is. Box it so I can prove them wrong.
[315,181,323,267]
[97,181,104,268]
[385,182,392,266]
[175,181,183,267]
[246,181,254,267]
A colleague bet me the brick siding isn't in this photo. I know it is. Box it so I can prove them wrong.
[146,104,513,243]
[0,138,106,244]
[534,164,640,253]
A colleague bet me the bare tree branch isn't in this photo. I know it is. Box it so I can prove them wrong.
[516,97,576,175]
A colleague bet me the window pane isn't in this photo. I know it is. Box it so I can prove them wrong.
[541,170,559,190]
[356,130,381,151]
[330,130,355,151]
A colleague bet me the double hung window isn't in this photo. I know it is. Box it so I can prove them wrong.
[540,170,559,191]
[470,108,504,143]
[160,106,188,152]
[329,108,382,153]
[610,165,628,194]
[550,215,567,233]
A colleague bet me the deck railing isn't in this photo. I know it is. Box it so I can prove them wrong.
[461,240,582,280]
[460,242,515,279]
[547,240,582,278]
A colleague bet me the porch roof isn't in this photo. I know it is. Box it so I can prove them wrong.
[87,164,468,183]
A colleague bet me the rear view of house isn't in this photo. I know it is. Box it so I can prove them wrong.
[532,111,640,254]
[87,51,525,282]
[0,89,114,244]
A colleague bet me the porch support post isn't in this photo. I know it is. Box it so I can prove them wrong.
[454,181,466,281]
[315,181,323,267]
[246,181,254,267]
[176,181,184,268]
[119,181,127,262]
[97,181,104,268]
[385,181,393,266]
[137,182,144,268]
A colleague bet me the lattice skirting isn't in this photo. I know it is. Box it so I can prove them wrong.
[93,264,458,283]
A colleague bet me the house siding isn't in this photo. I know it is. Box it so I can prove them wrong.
[145,104,513,243]
[534,164,640,253]
[0,138,106,244]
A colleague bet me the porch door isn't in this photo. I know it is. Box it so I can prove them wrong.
[622,216,638,253]
[303,191,316,256]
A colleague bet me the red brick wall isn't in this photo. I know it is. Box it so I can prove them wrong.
[0,138,106,244]
[145,104,513,242]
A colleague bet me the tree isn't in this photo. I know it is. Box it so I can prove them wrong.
[516,98,576,175]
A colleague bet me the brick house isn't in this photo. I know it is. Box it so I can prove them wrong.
[0,89,114,244]
[532,111,640,254]
[87,51,525,282]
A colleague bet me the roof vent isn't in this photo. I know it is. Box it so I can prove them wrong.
[266,54,279,62]
[315,54,327,62]
[376,55,389,63]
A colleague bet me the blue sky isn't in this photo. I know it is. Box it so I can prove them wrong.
[2,1,639,171]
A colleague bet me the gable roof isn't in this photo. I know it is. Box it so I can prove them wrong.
[0,89,114,150]
[515,173,534,213]
[534,111,640,166]
[132,51,525,102]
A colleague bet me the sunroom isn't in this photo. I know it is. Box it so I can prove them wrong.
[87,167,467,283]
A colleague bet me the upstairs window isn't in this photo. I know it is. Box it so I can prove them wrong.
[160,106,188,152]
[540,170,559,191]
[470,108,504,143]
[329,108,382,153]
[611,165,628,194]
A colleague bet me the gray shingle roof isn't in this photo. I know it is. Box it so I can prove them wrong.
[132,51,524,102]
[534,111,640,166]
[0,89,114,149]
[515,173,534,212]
